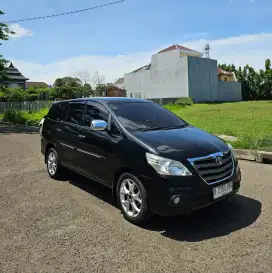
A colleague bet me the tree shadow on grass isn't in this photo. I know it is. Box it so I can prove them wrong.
[59,170,261,242]
[0,124,38,135]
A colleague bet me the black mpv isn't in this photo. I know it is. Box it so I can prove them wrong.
[41,98,241,225]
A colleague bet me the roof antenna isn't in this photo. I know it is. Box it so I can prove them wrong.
[204,44,210,59]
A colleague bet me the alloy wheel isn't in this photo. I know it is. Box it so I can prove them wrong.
[47,151,57,175]
[119,178,142,217]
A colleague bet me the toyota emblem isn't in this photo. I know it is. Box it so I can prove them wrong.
[215,156,223,165]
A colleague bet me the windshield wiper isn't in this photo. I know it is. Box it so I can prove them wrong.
[139,124,188,132]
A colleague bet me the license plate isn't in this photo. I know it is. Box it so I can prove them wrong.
[213,182,233,199]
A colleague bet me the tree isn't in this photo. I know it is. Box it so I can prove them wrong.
[92,71,106,96]
[0,10,15,87]
[82,83,94,97]
[218,60,272,100]
[75,70,95,97]
[92,71,105,86]
[76,70,92,85]
[53,77,81,88]
[53,76,86,99]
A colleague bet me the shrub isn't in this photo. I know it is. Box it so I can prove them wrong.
[173,97,194,106]
[2,108,48,126]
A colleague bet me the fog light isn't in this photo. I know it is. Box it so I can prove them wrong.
[173,197,181,205]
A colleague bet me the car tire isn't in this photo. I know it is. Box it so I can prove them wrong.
[46,148,64,179]
[117,173,149,225]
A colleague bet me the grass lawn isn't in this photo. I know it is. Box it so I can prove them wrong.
[1,101,271,151]
[165,101,272,151]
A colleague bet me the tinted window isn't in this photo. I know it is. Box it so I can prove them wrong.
[110,119,121,136]
[47,102,68,121]
[108,102,187,131]
[83,102,109,127]
[66,103,85,125]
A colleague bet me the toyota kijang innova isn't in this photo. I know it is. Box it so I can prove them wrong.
[41,98,241,225]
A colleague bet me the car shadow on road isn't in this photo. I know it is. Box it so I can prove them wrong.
[65,171,117,208]
[144,194,262,242]
[0,124,38,134]
[62,171,261,242]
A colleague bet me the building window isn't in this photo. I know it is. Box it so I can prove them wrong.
[138,92,141,99]
[130,93,133,98]
[134,92,138,98]
[224,77,228,81]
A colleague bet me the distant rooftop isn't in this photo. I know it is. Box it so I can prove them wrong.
[218,68,234,75]
[128,44,202,74]
[113,77,124,85]
[26,82,48,88]
[158,44,202,55]
[5,62,29,81]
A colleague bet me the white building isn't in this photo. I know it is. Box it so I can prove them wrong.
[124,44,241,102]
[113,77,125,89]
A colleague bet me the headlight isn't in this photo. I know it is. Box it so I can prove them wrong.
[227,143,237,161]
[145,153,192,176]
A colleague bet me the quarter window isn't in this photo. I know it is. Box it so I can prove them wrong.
[66,103,85,125]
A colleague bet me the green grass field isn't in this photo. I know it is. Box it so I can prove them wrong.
[1,101,271,151]
[165,101,272,151]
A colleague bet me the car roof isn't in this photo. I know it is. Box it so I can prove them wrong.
[53,97,151,104]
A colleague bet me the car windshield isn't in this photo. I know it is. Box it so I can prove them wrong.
[108,101,188,132]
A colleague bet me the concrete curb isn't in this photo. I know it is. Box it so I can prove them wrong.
[234,149,272,164]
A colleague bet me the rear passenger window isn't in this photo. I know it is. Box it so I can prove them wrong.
[83,103,109,127]
[66,103,85,125]
[47,102,68,121]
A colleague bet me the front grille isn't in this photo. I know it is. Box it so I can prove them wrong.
[188,150,234,184]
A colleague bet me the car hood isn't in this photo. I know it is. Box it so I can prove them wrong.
[132,126,229,161]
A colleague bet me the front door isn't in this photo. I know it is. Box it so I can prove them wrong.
[76,101,121,186]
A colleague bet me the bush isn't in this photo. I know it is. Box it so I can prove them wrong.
[173,97,194,106]
[3,110,26,124]
[2,108,48,126]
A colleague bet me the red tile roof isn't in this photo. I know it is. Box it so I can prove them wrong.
[26,82,48,88]
[218,68,233,75]
[158,44,201,54]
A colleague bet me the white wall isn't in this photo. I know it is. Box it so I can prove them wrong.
[114,83,125,90]
[124,49,189,99]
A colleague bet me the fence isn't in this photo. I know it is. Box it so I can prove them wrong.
[0,101,52,114]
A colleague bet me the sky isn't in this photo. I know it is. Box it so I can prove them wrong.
[1,0,272,84]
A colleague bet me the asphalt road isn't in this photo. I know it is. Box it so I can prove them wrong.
[0,124,271,273]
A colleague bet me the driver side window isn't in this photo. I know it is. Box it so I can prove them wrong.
[83,102,109,127]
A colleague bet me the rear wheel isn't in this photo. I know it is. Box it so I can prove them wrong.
[46,148,64,179]
[117,173,149,225]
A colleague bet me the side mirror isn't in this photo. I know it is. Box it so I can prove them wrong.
[90,120,107,131]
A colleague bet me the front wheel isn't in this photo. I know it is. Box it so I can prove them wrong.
[46,148,64,179]
[117,173,149,225]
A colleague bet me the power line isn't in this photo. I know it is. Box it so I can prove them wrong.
[2,0,126,24]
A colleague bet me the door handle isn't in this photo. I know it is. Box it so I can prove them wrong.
[77,134,86,139]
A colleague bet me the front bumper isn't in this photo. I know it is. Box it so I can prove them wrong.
[141,165,241,217]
